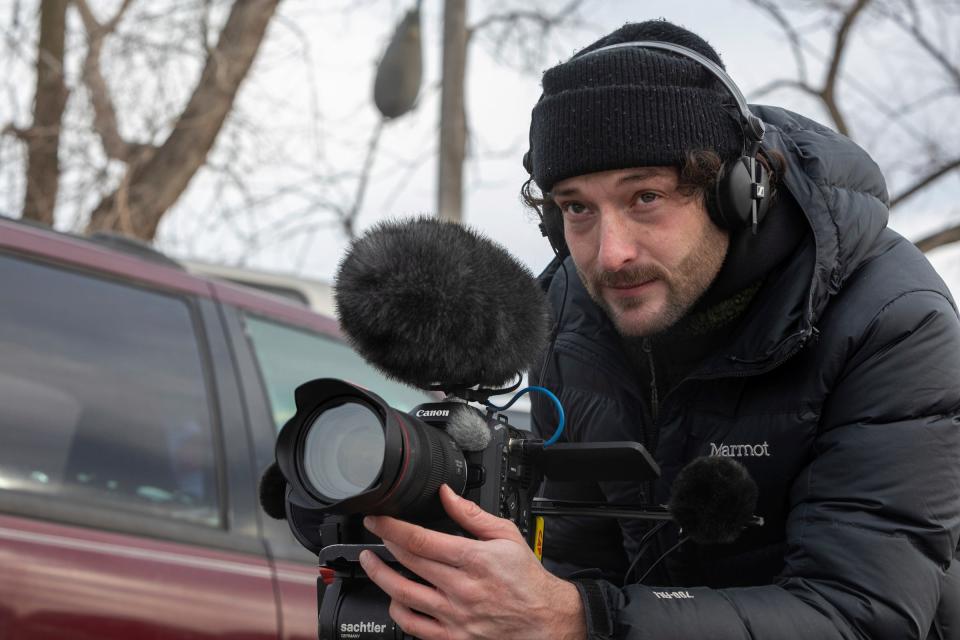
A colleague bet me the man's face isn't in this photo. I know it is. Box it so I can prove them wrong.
[551,166,729,337]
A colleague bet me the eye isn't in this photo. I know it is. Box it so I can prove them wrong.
[635,192,660,205]
[558,201,590,216]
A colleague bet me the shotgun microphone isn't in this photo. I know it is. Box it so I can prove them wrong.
[334,217,552,390]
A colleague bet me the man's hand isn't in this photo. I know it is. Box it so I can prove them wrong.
[359,484,587,640]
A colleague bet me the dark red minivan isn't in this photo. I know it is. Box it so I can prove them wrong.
[0,216,434,639]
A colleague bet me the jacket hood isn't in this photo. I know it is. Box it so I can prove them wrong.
[541,105,892,375]
[755,105,889,322]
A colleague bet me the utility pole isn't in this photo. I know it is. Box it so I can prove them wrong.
[437,0,467,222]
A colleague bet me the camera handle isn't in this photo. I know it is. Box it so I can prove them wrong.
[319,544,395,568]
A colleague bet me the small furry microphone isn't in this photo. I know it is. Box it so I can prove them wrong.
[335,217,552,390]
[259,462,288,520]
[668,456,759,545]
[445,405,493,451]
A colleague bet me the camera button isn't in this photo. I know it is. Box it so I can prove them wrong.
[466,464,485,488]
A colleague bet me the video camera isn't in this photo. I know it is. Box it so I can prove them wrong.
[273,378,660,640]
[266,217,759,639]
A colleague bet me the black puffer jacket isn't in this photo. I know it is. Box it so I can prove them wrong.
[530,106,960,639]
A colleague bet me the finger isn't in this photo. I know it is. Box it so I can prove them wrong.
[389,600,449,640]
[439,484,525,543]
[359,550,450,619]
[365,515,470,567]
[382,538,464,590]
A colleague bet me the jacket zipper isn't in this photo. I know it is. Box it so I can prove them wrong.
[642,338,659,423]
[638,338,667,584]
[710,326,818,380]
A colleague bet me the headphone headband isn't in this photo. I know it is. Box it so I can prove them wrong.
[577,41,765,150]
[530,37,772,249]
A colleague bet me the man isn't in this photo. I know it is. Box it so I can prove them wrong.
[360,20,960,639]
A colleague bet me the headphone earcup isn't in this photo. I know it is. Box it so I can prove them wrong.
[540,201,569,258]
[711,156,771,230]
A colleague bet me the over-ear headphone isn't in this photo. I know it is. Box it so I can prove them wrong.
[526,40,771,258]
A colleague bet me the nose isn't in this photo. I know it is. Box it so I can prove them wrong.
[597,209,640,272]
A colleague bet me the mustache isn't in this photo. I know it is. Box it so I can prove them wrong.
[593,265,665,288]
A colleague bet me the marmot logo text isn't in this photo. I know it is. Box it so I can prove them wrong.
[709,441,771,457]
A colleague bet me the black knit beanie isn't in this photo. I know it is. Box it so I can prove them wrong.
[528,20,743,193]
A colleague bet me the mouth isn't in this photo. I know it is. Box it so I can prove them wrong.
[605,278,658,297]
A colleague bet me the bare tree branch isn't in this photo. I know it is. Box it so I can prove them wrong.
[915,223,960,253]
[746,0,960,252]
[882,3,960,91]
[749,0,938,146]
[86,0,281,240]
[746,0,810,84]
[466,0,585,73]
[74,0,147,162]
[750,78,821,100]
[2,123,29,141]
[270,13,324,158]
[287,116,387,262]
[753,0,872,135]
[467,0,582,38]
[199,0,214,55]
[864,86,955,149]
[342,117,385,238]
[820,0,872,136]
[890,156,960,209]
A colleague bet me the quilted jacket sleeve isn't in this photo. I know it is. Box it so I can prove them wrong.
[576,289,960,639]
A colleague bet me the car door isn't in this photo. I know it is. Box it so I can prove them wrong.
[0,250,279,639]
[218,303,438,640]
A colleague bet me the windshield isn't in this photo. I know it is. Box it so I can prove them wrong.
[243,314,435,430]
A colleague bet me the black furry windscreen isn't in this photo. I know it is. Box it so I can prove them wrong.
[668,456,758,545]
[334,217,552,389]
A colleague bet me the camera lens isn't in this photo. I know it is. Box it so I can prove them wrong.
[277,379,473,520]
[302,401,385,501]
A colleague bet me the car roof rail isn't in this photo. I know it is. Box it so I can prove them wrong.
[1,214,186,270]
[0,212,51,230]
[88,231,185,270]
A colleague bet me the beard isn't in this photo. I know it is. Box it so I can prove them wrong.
[577,226,729,337]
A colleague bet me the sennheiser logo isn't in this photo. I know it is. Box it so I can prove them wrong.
[709,441,771,458]
[416,409,450,418]
[340,621,387,635]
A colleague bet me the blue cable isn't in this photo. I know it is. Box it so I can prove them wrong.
[485,386,566,446]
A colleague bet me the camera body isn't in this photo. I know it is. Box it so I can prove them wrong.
[276,379,543,639]
[420,402,540,539]
[275,378,661,639]
[319,407,538,640]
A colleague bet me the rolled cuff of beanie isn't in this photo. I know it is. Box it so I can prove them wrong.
[529,85,742,193]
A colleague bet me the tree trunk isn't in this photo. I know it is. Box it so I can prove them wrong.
[437,0,467,223]
[22,0,68,226]
[85,0,280,240]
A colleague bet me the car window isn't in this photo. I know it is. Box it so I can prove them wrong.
[243,315,434,430]
[0,254,221,527]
